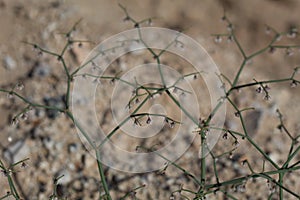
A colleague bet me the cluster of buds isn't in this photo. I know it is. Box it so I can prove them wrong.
[165,117,175,128]
[255,82,271,100]
[214,34,234,44]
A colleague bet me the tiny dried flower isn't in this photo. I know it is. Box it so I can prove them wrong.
[227,35,234,43]
[265,26,271,35]
[38,51,43,57]
[169,121,175,128]
[233,140,240,147]
[21,162,28,168]
[164,117,169,124]
[290,80,298,88]
[234,112,240,117]
[214,35,222,43]
[146,116,151,124]
[256,87,262,93]
[20,113,29,121]
[222,132,228,140]
[7,92,14,99]
[16,82,24,91]
[227,24,234,31]
[241,159,247,166]
[269,46,276,54]
[11,117,19,126]
[264,94,271,100]
[286,48,294,56]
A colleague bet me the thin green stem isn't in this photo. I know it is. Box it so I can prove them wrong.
[0,89,65,112]
[120,184,146,200]
[230,77,292,91]
[165,90,199,125]
[137,146,201,185]
[232,33,247,59]
[227,97,280,169]
[96,150,112,200]
[205,166,300,198]
[279,172,284,200]
[97,94,150,149]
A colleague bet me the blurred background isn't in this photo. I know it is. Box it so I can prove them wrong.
[0,0,300,199]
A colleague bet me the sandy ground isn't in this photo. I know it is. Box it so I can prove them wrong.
[0,0,300,199]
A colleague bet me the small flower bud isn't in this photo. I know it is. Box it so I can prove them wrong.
[264,94,271,100]
[175,40,184,49]
[221,16,227,22]
[256,87,262,93]
[277,124,283,131]
[234,112,240,117]
[21,162,28,168]
[16,82,24,91]
[267,180,276,194]
[233,140,239,147]
[135,146,140,152]
[227,35,234,43]
[222,132,228,140]
[287,27,297,38]
[20,113,29,121]
[169,121,175,128]
[227,24,234,31]
[265,26,271,35]
[214,35,222,43]
[57,55,62,61]
[146,116,151,124]
[290,80,297,88]
[240,159,247,166]
[264,85,270,90]
[7,92,14,99]
[38,51,43,57]
[110,79,115,85]
[287,31,297,39]
[269,46,276,54]
[11,117,19,126]
[164,117,169,124]
[276,35,282,42]
[286,48,294,56]
[236,184,246,193]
